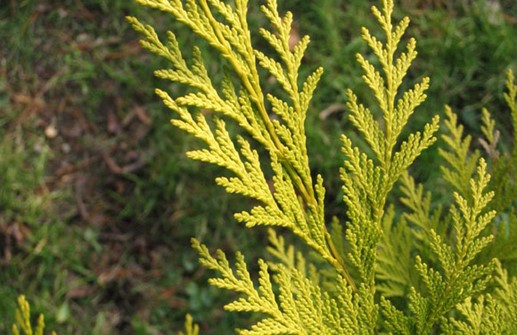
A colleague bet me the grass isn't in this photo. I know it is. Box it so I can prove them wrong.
[1,0,517,334]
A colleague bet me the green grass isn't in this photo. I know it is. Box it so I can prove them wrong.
[0,114,75,331]
[1,0,517,334]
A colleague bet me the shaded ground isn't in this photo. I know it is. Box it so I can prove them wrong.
[1,1,221,333]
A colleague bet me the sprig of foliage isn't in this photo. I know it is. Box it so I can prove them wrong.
[127,0,353,287]
[178,314,200,335]
[339,0,439,331]
[380,159,499,334]
[478,69,517,277]
[485,70,517,214]
[438,106,480,196]
[441,259,517,334]
[11,295,56,335]
[193,236,361,334]
[376,206,416,298]
[129,0,516,333]
[379,80,517,333]
[412,159,496,333]
[342,0,439,273]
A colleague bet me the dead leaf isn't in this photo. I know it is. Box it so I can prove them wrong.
[289,23,301,51]
[319,103,346,120]
[107,110,121,134]
[133,105,151,125]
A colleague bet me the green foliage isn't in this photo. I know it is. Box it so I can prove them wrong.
[11,295,57,335]
[125,0,517,334]
[479,69,517,277]
[442,259,517,334]
[378,70,517,334]
[6,0,517,334]
[128,0,517,333]
[178,314,200,335]
[128,0,351,286]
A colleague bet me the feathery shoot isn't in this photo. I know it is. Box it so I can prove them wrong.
[178,314,200,335]
[11,295,56,335]
[128,0,517,334]
[128,0,353,288]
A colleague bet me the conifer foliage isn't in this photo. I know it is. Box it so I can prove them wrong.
[11,295,57,335]
[128,0,517,333]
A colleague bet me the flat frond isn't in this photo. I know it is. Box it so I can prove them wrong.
[178,314,200,335]
[345,90,385,161]
[193,238,361,335]
[439,106,480,196]
[12,295,56,335]
[409,158,497,333]
[399,171,443,243]
[376,207,414,298]
[504,69,517,141]
[130,1,517,334]
[380,297,411,335]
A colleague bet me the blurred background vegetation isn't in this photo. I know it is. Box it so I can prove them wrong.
[1,0,516,334]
